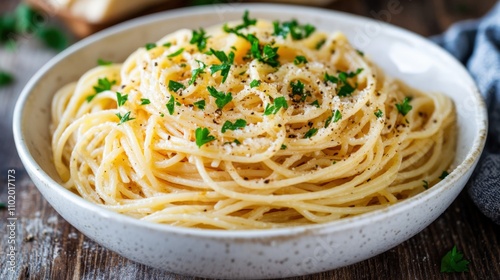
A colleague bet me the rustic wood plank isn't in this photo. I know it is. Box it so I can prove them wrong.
[1,0,499,279]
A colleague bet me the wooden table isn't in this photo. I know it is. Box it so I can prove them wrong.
[1,0,499,279]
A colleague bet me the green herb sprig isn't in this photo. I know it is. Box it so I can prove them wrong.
[195,127,216,147]
[207,86,232,109]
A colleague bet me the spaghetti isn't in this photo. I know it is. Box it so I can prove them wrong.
[51,12,456,229]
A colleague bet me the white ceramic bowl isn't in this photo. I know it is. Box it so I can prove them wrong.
[13,4,487,279]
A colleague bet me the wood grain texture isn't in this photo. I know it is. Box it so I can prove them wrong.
[1,0,499,279]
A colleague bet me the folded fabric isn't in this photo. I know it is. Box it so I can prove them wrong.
[432,2,500,225]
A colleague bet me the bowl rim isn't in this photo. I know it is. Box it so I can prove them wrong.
[13,3,488,239]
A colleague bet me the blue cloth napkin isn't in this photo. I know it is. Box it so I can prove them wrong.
[433,3,500,225]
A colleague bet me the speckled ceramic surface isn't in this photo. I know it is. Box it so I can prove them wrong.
[13,4,487,279]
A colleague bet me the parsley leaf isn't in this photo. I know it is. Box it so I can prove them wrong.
[325,109,341,127]
[333,109,342,123]
[294,55,308,65]
[193,100,206,110]
[310,100,320,108]
[190,60,206,85]
[315,39,326,50]
[209,48,234,83]
[140,98,151,105]
[168,80,185,92]
[264,96,288,115]
[273,19,316,40]
[207,86,232,109]
[195,127,216,147]
[439,171,449,180]
[337,68,363,97]
[116,92,128,107]
[324,72,338,84]
[87,78,116,102]
[374,109,383,118]
[190,28,210,51]
[240,10,257,29]
[304,128,318,138]
[396,97,413,116]
[163,42,172,47]
[250,79,261,88]
[116,111,135,125]
[356,49,365,56]
[145,43,156,50]
[280,144,287,150]
[97,58,112,66]
[290,80,308,101]
[260,45,280,67]
[167,48,184,58]
[221,119,247,133]
[0,71,14,87]
[441,246,470,273]
[223,10,257,33]
[36,26,67,51]
[166,96,176,115]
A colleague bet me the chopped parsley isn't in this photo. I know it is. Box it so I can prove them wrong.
[396,97,413,116]
[250,79,261,88]
[240,10,257,29]
[333,109,342,123]
[264,96,288,115]
[223,10,257,34]
[116,111,134,125]
[290,80,308,101]
[294,55,308,65]
[0,4,68,52]
[87,77,116,102]
[145,43,156,50]
[224,21,280,67]
[310,100,320,108]
[0,202,5,209]
[97,58,112,66]
[324,72,338,84]
[168,80,185,92]
[0,71,14,87]
[374,109,383,118]
[207,86,232,109]
[166,96,176,115]
[167,48,184,58]
[195,127,216,147]
[325,109,342,127]
[356,49,365,56]
[163,42,172,47]
[337,68,364,97]
[273,19,316,40]
[35,26,67,51]
[259,44,280,67]
[140,98,151,105]
[193,100,206,110]
[439,171,449,180]
[304,128,318,138]
[210,48,235,83]
[190,28,210,51]
[315,39,326,50]
[423,180,429,189]
[116,92,128,107]
[441,246,470,273]
[190,60,206,85]
[221,119,247,133]
[280,144,287,150]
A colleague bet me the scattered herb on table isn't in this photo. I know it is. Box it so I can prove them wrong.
[441,246,470,273]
